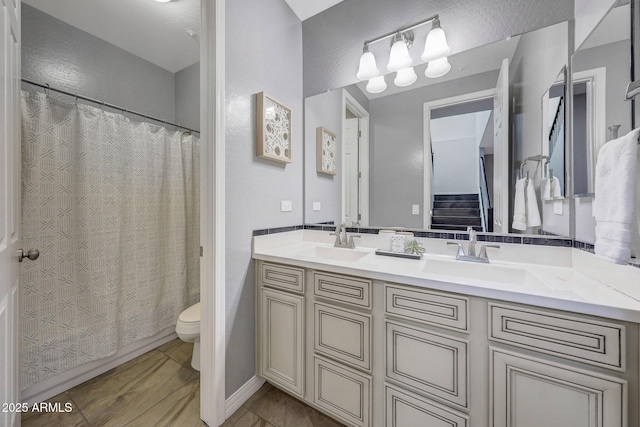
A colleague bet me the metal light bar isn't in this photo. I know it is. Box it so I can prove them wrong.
[364,14,439,46]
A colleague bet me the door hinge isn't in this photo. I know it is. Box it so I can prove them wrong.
[358,172,362,178]
[357,214,362,221]
[200,246,203,257]
[358,130,362,137]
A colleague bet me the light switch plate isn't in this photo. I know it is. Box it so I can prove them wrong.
[313,202,321,211]
[553,200,563,215]
[281,200,292,212]
[412,204,420,215]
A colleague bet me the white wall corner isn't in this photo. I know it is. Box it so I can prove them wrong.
[224,375,266,419]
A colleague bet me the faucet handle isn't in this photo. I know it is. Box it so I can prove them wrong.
[348,235,361,248]
[447,241,465,258]
[479,244,500,259]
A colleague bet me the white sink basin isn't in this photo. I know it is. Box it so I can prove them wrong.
[298,246,370,263]
[423,259,543,287]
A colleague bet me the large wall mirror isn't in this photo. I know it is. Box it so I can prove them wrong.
[572,2,632,196]
[304,20,570,237]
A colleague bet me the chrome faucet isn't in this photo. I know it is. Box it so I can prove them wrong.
[447,227,499,263]
[330,223,361,249]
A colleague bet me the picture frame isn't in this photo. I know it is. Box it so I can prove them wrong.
[256,92,292,163]
[316,127,337,175]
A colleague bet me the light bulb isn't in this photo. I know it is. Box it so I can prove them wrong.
[356,45,379,80]
[387,33,412,72]
[422,19,450,62]
[425,57,451,79]
[366,75,387,94]
[394,67,417,87]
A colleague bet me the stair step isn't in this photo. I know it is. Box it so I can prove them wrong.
[432,208,480,217]
[432,216,482,226]
[431,224,483,232]
[432,201,480,209]
[434,194,479,202]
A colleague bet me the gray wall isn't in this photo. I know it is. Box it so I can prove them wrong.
[224,0,303,398]
[305,90,343,224]
[175,62,201,131]
[369,71,498,228]
[573,40,632,138]
[302,0,573,97]
[509,21,570,235]
[22,4,175,123]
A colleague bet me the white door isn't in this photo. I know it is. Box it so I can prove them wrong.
[344,117,359,226]
[1,0,22,426]
[493,58,509,233]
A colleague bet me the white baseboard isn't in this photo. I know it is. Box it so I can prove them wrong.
[224,375,266,419]
[21,329,177,405]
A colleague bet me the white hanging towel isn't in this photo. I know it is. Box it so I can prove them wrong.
[594,128,640,264]
[512,178,541,231]
[525,178,542,227]
[540,178,552,201]
[551,176,563,200]
[512,178,527,230]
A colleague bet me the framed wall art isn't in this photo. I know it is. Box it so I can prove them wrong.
[316,127,337,175]
[256,92,292,163]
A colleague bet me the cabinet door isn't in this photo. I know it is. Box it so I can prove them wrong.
[314,356,372,427]
[386,322,469,410]
[386,384,469,427]
[260,288,304,396]
[491,348,627,427]
[315,302,372,371]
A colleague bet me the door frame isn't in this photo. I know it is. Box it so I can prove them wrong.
[200,0,226,425]
[572,67,606,194]
[423,89,497,230]
[342,90,370,226]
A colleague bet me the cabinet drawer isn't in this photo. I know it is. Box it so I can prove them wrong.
[488,303,625,371]
[314,272,372,309]
[260,288,304,397]
[260,262,305,293]
[315,303,372,371]
[385,384,469,427]
[314,356,372,427]
[386,321,469,410]
[385,284,469,333]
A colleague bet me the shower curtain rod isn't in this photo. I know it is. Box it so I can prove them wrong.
[21,78,200,134]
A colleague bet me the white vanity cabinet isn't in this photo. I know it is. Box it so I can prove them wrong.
[255,260,638,427]
[258,262,306,397]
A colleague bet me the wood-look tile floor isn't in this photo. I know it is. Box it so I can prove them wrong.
[22,339,344,427]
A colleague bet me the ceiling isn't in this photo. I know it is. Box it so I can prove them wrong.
[23,0,200,73]
[23,0,341,73]
[284,0,343,21]
[580,3,629,51]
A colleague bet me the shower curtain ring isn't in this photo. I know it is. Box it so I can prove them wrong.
[74,94,78,105]
[45,84,50,98]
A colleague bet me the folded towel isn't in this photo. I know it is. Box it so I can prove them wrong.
[512,178,527,231]
[541,178,551,201]
[594,128,640,264]
[525,178,541,227]
[632,148,640,258]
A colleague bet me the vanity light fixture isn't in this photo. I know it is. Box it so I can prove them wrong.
[154,0,173,3]
[356,14,452,93]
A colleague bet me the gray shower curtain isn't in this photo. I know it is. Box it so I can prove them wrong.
[20,90,200,389]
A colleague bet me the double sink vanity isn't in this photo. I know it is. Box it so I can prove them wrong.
[253,229,640,427]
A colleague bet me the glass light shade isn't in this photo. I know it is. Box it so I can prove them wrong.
[425,57,451,79]
[421,27,450,62]
[394,67,417,87]
[366,75,387,94]
[387,34,412,72]
[356,48,379,80]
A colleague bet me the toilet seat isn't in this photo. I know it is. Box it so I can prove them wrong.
[176,302,200,338]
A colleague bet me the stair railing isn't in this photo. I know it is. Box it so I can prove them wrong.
[479,157,492,232]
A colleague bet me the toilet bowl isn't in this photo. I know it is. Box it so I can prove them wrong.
[176,302,200,371]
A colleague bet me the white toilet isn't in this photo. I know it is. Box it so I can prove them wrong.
[176,302,201,371]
